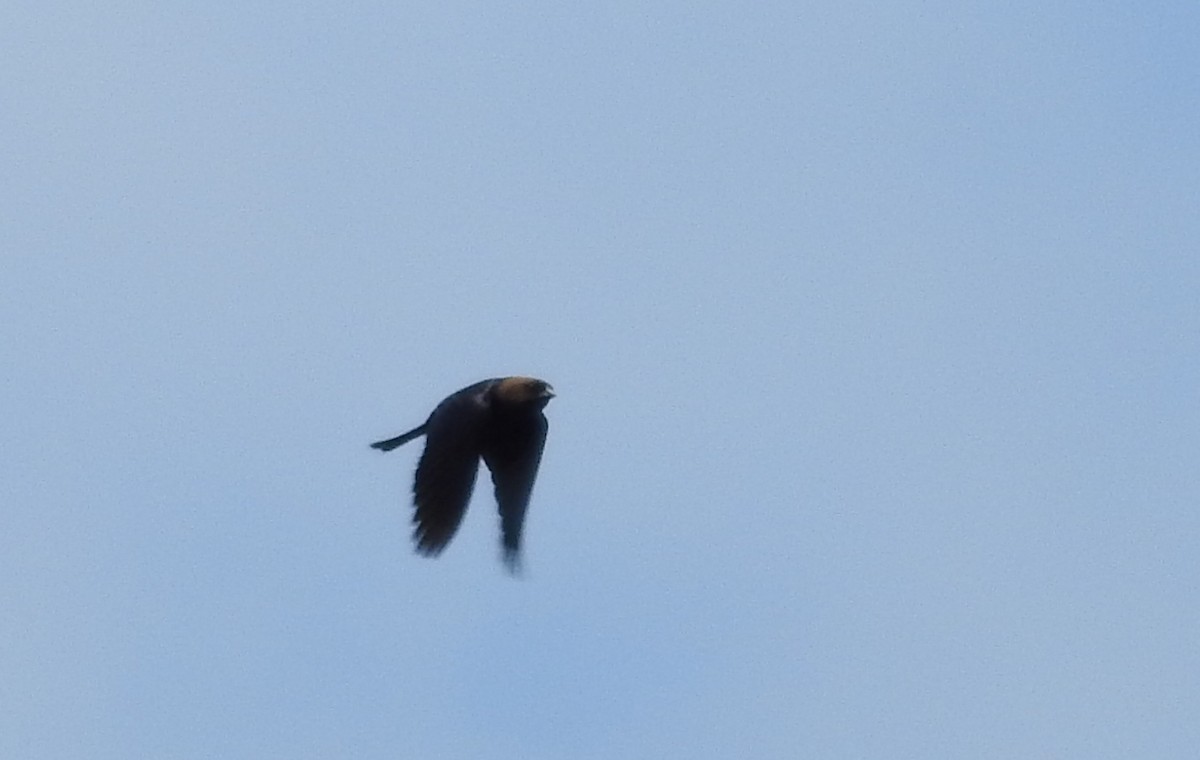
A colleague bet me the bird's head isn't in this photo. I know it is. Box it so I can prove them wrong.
[495,376,556,408]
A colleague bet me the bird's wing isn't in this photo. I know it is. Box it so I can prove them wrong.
[482,413,548,571]
[410,389,490,555]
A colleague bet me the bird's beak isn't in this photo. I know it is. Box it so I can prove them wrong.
[541,385,556,399]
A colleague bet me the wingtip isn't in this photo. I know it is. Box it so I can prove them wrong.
[502,548,524,577]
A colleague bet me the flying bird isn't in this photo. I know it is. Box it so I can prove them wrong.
[371,376,555,572]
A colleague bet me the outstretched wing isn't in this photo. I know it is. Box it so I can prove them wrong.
[410,387,491,555]
[482,413,548,571]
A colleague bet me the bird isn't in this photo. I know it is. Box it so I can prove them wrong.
[371,376,555,572]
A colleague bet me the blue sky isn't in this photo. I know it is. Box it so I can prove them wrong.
[3,2,1198,757]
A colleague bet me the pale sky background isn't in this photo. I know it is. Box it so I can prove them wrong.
[3,2,1198,758]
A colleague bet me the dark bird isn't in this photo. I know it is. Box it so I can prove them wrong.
[371,376,555,572]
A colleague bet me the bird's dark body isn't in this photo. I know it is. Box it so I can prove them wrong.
[371,377,553,571]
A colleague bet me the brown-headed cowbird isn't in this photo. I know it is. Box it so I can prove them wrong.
[371,376,555,572]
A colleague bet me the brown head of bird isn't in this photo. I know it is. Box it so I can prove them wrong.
[492,376,556,409]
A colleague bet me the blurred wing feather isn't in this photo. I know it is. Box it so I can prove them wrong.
[410,389,490,555]
[483,414,548,570]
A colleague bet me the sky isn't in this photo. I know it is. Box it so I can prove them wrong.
[2,2,1198,758]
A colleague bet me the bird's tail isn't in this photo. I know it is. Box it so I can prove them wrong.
[369,424,427,452]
